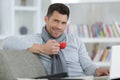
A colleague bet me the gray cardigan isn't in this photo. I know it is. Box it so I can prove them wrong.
[2,34,97,77]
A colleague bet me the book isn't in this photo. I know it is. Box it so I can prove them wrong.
[101,47,110,62]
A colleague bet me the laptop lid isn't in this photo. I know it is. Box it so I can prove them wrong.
[110,45,120,79]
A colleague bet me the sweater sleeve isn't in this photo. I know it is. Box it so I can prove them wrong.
[76,37,98,76]
[2,36,37,50]
[2,35,42,50]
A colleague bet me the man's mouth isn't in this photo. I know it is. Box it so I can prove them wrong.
[53,29,61,34]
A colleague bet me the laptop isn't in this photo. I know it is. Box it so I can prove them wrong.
[110,45,120,80]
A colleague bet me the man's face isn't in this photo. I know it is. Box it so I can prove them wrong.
[45,11,68,38]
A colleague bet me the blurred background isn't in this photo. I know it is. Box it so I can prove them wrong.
[0,0,120,67]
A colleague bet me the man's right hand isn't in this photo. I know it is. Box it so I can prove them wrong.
[28,40,60,55]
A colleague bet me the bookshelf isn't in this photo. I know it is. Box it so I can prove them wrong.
[51,0,120,67]
[0,0,42,39]
[15,7,38,11]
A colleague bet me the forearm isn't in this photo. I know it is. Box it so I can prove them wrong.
[27,44,45,54]
[28,40,60,55]
[27,43,54,55]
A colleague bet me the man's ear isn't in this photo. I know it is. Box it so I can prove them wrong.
[44,16,48,23]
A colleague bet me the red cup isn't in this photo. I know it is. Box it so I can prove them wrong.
[59,42,67,49]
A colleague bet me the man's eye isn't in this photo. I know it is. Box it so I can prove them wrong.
[54,20,58,22]
[62,22,67,25]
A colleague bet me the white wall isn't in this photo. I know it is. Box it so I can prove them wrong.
[0,0,1,34]
[40,1,120,25]
[41,0,51,26]
[68,2,120,24]
[0,0,1,48]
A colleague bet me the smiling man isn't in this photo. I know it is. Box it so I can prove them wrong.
[3,3,109,77]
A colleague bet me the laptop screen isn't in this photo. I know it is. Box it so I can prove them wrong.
[110,45,120,79]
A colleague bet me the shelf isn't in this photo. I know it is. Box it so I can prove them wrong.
[0,35,9,40]
[51,0,120,4]
[15,7,38,11]
[94,62,110,67]
[1,0,41,37]
[81,38,120,43]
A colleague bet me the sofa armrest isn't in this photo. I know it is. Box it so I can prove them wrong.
[0,50,46,80]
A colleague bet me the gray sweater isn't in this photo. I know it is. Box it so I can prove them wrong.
[2,34,97,77]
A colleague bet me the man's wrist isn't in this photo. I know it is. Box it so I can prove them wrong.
[39,44,47,54]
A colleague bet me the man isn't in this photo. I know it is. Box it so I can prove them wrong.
[3,3,109,77]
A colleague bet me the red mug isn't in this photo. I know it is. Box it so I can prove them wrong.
[59,42,67,49]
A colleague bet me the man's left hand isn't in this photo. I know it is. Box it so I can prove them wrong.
[95,67,109,76]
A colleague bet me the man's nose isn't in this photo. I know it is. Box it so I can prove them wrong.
[57,23,62,29]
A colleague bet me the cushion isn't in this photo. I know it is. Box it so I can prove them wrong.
[0,50,46,79]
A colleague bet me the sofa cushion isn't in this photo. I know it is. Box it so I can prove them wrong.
[0,50,46,79]
[0,51,16,80]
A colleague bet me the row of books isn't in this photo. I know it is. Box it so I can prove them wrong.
[66,21,120,38]
[91,46,111,62]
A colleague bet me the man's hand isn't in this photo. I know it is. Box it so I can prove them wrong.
[28,40,60,55]
[41,40,60,55]
[95,67,109,76]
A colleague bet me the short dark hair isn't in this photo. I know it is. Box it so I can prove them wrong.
[47,3,70,19]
